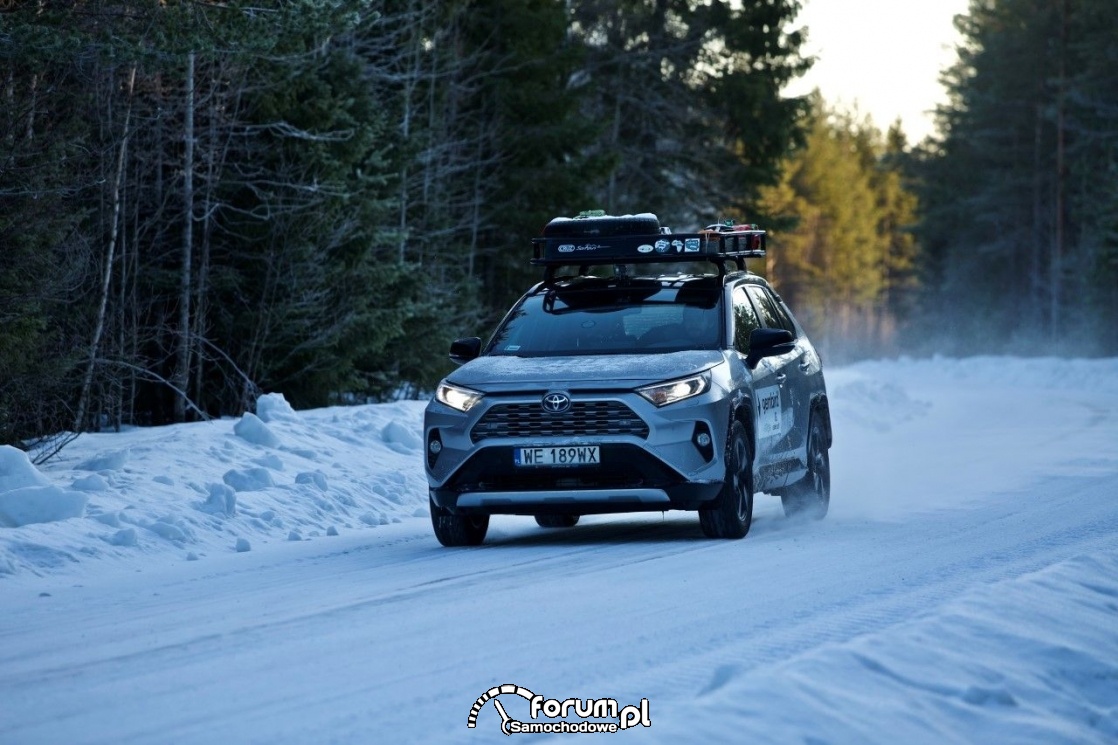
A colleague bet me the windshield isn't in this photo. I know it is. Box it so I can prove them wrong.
[488,278,723,356]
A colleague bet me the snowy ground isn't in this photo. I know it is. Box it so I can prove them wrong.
[1,356,1116,744]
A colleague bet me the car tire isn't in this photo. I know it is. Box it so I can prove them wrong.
[430,493,489,546]
[781,413,830,520]
[699,420,753,539]
[534,514,580,528]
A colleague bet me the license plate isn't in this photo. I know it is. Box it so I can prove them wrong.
[514,446,600,467]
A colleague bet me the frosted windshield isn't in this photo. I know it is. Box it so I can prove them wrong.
[488,283,722,356]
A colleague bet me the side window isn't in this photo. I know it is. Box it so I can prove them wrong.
[769,295,797,334]
[732,286,761,353]
[746,285,795,335]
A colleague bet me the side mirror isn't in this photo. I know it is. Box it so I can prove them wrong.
[746,328,795,367]
[448,337,482,365]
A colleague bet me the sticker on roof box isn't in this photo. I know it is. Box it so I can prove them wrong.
[556,243,603,254]
[671,240,683,253]
[654,240,670,254]
[638,244,654,254]
[684,238,700,252]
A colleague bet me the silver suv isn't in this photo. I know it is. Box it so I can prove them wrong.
[424,214,831,546]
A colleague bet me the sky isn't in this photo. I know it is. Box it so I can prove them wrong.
[785,0,972,143]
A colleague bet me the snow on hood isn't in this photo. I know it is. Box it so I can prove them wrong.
[446,350,725,391]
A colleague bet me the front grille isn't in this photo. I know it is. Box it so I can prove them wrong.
[471,401,649,442]
[447,444,681,493]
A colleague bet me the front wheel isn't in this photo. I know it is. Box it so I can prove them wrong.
[534,514,579,528]
[430,493,489,546]
[699,420,753,539]
[781,414,830,520]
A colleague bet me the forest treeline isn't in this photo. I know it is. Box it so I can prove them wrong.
[913,0,1118,356]
[760,0,1117,363]
[1,0,1116,454]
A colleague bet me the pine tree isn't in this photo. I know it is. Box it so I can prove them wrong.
[759,98,920,359]
[568,0,810,226]
[914,0,1118,355]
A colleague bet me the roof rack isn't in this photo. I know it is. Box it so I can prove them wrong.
[531,213,765,281]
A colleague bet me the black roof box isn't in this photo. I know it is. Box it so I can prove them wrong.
[541,212,661,238]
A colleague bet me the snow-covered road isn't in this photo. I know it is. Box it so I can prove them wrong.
[2,357,1117,743]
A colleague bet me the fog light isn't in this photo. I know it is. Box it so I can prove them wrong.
[427,431,444,469]
[692,422,715,462]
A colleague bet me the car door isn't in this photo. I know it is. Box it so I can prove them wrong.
[745,284,805,485]
[730,285,779,480]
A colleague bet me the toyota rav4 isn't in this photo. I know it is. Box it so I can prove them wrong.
[424,213,831,546]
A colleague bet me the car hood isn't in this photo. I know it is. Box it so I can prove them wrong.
[447,351,725,393]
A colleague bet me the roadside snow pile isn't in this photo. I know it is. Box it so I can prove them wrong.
[255,392,299,423]
[0,447,88,529]
[0,397,428,577]
[651,549,1118,744]
[828,377,930,430]
[826,355,1118,519]
[233,413,280,448]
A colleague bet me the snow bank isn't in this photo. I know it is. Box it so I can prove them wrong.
[382,419,422,453]
[0,486,88,528]
[0,446,88,528]
[826,355,1118,520]
[650,549,1118,744]
[76,449,129,471]
[233,412,279,448]
[255,392,298,423]
[0,445,50,491]
[0,400,428,576]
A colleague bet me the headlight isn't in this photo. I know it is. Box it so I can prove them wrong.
[435,382,484,412]
[638,371,711,407]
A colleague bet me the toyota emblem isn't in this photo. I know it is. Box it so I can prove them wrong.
[541,392,572,414]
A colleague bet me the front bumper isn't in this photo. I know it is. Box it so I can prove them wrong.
[425,389,730,515]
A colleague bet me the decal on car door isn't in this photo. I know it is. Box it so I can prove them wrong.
[757,385,782,439]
